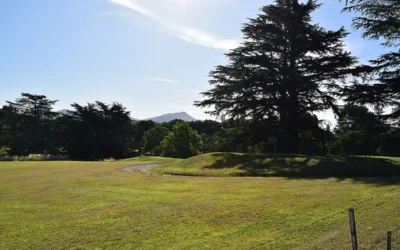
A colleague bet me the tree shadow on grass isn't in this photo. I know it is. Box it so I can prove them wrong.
[207,153,400,186]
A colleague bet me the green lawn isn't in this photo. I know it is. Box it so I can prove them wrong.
[152,152,400,178]
[1,158,400,249]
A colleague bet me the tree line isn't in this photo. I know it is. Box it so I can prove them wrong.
[0,94,202,159]
[1,92,400,159]
[1,0,399,159]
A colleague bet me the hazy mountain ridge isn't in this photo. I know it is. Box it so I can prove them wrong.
[57,110,196,123]
[145,112,197,123]
[58,109,69,115]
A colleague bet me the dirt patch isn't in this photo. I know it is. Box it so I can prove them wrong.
[121,164,164,173]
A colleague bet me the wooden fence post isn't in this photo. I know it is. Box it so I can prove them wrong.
[387,231,392,250]
[349,208,358,250]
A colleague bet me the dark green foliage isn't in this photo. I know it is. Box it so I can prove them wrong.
[64,102,136,160]
[0,105,24,155]
[133,120,156,149]
[199,134,222,153]
[2,92,400,159]
[1,93,58,155]
[161,119,185,131]
[187,120,224,153]
[189,120,222,135]
[377,128,400,156]
[160,122,202,159]
[142,126,170,155]
[328,105,388,155]
[196,0,360,153]
[342,0,400,120]
[344,0,400,44]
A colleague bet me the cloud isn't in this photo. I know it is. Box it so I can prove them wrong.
[107,0,239,50]
[109,0,156,19]
[165,24,239,50]
[145,77,180,84]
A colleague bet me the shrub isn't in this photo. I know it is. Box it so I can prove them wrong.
[142,126,170,155]
[160,122,202,159]
[0,146,10,156]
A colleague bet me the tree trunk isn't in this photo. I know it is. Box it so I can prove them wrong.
[287,122,300,153]
[276,132,285,153]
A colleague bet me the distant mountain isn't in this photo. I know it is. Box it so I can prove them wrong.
[57,110,196,123]
[146,112,197,123]
[57,109,70,115]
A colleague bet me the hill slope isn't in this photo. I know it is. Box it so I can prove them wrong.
[57,109,70,115]
[151,152,400,178]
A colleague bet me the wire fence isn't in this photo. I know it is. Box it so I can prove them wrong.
[248,184,400,250]
[393,232,398,249]
[387,229,400,250]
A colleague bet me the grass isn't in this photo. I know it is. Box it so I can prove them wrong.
[1,158,400,249]
[151,152,400,179]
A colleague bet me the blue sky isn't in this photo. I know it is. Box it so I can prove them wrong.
[0,0,386,121]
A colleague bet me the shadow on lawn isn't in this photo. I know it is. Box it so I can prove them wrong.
[207,153,400,185]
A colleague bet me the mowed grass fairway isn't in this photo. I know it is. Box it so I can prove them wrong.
[1,159,400,249]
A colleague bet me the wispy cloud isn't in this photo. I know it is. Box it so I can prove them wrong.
[107,0,238,50]
[165,24,239,50]
[109,0,156,19]
[145,77,180,84]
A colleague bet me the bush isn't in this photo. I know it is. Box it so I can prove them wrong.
[142,126,170,155]
[0,146,10,156]
[160,122,202,159]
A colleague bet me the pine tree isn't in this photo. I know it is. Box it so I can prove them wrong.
[342,0,400,120]
[65,102,135,159]
[6,93,58,154]
[195,0,360,153]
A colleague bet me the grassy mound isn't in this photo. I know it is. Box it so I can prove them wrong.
[151,152,400,177]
